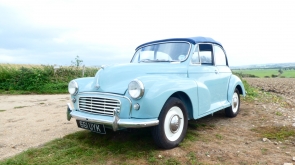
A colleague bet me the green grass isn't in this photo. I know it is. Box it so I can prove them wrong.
[275,111,283,116]
[252,126,295,141]
[281,70,295,77]
[260,148,268,155]
[0,129,156,165]
[241,79,259,100]
[0,129,190,164]
[186,152,203,165]
[13,106,27,109]
[0,122,217,165]
[165,158,181,164]
[215,134,223,140]
[233,69,295,78]
[0,110,5,112]
[234,69,278,78]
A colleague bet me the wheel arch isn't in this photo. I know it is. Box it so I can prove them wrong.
[235,84,244,95]
[227,75,246,103]
[170,91,193,120]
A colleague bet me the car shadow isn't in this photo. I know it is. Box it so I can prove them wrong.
[68,109,234,153]
[68,127,158,153]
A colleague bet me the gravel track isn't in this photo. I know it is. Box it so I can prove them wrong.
[0,94,79,160]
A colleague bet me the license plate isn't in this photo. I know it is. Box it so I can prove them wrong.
[76,120,106,134]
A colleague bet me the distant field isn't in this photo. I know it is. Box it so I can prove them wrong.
[232,69,295,78]
[0,63,42,68]
[282,70,295,77]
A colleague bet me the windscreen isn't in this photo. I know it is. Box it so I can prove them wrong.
[131,42,191,63]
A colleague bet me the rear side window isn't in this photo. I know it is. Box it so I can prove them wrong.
[214,45,227,66]
[199,44,213,65]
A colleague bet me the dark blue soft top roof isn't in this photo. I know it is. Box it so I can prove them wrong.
[136,36,222,50]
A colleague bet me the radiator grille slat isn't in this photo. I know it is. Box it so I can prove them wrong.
[78,97,120,116]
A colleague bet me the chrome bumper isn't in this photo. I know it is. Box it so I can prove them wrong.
[67,103,159,131]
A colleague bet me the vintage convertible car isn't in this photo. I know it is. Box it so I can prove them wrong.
[67,36,246,149]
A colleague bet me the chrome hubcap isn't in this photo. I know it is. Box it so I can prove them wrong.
[233,97,238,108]
[164,106,184,141]
[232,92,239,113]
[170,115,181,133]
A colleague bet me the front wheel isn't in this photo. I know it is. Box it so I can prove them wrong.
[152,97,188,149]
[225,88,240,117]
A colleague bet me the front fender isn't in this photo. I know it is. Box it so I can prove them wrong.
[74,77,95,93]
[227,75,246,103]
[129,75,199,119]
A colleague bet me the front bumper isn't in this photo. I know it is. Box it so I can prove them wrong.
[67,103,159,131]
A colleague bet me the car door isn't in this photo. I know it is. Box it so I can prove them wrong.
[188,44,222,116]
[213,45,232,107]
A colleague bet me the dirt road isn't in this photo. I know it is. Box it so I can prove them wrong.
[0,94,79,159]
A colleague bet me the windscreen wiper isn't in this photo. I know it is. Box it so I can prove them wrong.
[139,59,179,63]
[139,59,152,63]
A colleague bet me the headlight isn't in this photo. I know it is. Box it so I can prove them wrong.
[68,80,78,95]
[128,79,144,99]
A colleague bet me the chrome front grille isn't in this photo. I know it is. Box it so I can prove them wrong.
[79,97,120,116]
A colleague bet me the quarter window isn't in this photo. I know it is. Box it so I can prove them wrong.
[214,45,227,66]
[191,45,200,64]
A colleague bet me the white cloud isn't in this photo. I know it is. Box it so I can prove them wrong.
[0,54,14,63]
[0,0,295,66]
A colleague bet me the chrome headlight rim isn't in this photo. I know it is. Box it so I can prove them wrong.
[68,80,78,95]
[128,79,144,99]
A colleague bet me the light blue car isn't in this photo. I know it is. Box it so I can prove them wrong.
[67,36,246,149]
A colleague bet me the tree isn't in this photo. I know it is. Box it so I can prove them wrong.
[278,68,283,75]
[71,55,83,67]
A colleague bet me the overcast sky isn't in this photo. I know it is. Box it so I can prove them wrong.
[0,0,294,67]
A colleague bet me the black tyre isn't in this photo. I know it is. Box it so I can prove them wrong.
[225,88,240,117]
[152,97,188,149]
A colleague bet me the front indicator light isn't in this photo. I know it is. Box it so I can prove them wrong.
[134,103,140,110]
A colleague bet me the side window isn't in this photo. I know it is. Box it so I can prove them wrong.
[199,44,213,65]
[191,45,200,64]
[214,45,227,66]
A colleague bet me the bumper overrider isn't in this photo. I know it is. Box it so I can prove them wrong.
[67,103,159,131]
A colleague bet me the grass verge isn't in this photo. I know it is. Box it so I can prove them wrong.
[1,129,156,165]
[252,126,295,141]
[0,122,216,165]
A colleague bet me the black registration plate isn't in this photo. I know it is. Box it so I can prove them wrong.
[76,120,106,134]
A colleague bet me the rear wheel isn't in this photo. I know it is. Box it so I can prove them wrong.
[152,97,188,149]
[225,88,240,117]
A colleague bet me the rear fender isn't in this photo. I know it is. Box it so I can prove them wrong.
[227,75,246,104]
